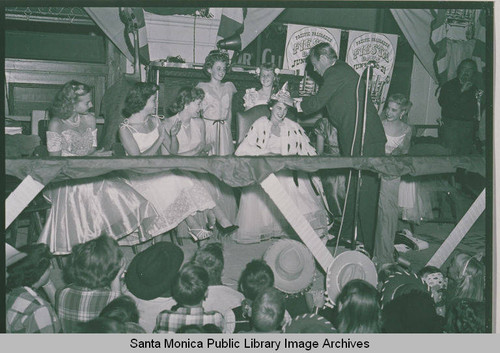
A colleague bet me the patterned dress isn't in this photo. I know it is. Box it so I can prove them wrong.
[197,81,237,156]
[234,116,329,244]
[120,116,216,236]
[243,87,271,110]
[39,114,159,254]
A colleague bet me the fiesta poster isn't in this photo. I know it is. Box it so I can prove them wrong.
[346,30,398,112]
[283,24,342,75]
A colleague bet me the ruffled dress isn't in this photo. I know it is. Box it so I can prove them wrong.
[196,81,236,156]
[234,116,329,244]
[120,116,216,236]
[162,115,237,224]
[243,88,271,110]
[39,115,159,254]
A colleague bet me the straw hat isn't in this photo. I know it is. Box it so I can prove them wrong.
[263,239,315,294]
[380,270,430,309]
[326,250,378,303]
[284,313,336,333]
[270,82,294,106]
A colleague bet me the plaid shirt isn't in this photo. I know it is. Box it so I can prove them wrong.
[154,305,224,333]
[6,287,61,333]
[55,284,120,333]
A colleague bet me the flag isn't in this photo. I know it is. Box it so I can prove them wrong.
[430,9,449,84]
[471,9,486,74]
[217,8,245,42]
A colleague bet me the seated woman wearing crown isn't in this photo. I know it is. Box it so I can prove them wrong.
[234,83,330,244]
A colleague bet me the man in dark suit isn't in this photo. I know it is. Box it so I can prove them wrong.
[295,42,386,256]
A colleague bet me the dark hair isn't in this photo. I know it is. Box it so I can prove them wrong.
[172,263,209,306]
[417,266,442,278]
[77,317,126,333]
[100,295,139,324]
[335,279,381,333]
[457,58,477,75]
[382,290,443,333]
[308,42,338,61]
[203,50,230,75]
[122,82,159,118]
[192,242,224,286]
[6,244,52,290]
[50,80,92,120]
[251,287,285,332]
[170,86,205,114]
[238,259,274,301]
[445,298,485,333]
[64,235,123,289]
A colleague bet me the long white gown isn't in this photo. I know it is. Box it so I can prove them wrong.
[120,116,216,236]
[39,114,159,254]
[234,116,329,244]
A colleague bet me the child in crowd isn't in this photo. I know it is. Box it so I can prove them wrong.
[447,252,485,302]
[192,243,244,318]
[176,324,222,333]
[231,259,275,333]
[444,298,486,333]
[56,235,125,333]
[99,295,145,333]
[250,287,285,333]
[334,279,381,333]
[123,241,183,332]
[381,290,444,333]
[197,50,237,156]
[77,317,127,333]
[418,266,448,317]
[6,244,61,333]
[154,263,224,333]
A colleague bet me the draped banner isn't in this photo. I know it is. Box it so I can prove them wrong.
[283,24,342,75]
[346,30,398,112]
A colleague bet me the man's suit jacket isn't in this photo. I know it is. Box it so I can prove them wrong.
[301,60,386,157]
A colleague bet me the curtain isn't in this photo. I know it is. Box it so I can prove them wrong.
[390,9,438,82]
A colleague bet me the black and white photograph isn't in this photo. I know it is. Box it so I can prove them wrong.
[2,0,496,349]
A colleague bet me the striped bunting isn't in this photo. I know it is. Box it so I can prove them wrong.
[217,8,245,42]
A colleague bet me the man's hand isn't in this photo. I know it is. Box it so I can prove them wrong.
[461,81,473,93]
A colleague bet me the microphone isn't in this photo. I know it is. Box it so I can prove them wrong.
[367,60,379,69]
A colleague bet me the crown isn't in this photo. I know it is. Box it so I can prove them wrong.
[270,82,294,106]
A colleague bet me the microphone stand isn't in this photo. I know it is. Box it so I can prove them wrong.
[351,62,373,250]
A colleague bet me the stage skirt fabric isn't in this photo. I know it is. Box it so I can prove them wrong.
[398,177,434,223]
[233,170,329,244]
[122,170,216,237]
[39,175,159,255]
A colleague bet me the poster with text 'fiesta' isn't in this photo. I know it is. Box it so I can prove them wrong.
[283,24,342,96]
[346,30,398,112]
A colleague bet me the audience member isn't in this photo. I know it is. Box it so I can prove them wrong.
[77,317,126,333]
[250,287,285,333]
[334,279,381,333]
[447,253,485,302]
[418,266,448,317]
[56,235,124,333]
[6,244,61,333]
[99,295,145,333]
[124,242,184,332]
[154,263,224,333]
[445,298,486,333]
[192,243,244,319]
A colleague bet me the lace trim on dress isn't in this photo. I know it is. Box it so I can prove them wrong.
[46,131,62,152]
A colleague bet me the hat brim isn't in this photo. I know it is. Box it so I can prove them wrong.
[326,250,378,303]
[125,242,184,301]
[380,271,430,308]
[264,239,315,294]
[6,244,27,267]
[284,313,336,333]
